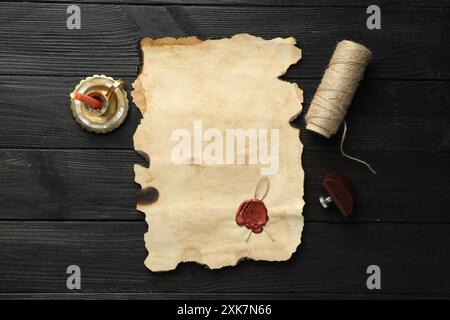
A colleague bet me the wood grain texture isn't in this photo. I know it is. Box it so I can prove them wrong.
[1,77,449,152]
[0,0,449,298]
[0,221,449,295]
[0,149,448,222]
[0,77,142,149]
[0,3,448,79]
[7,0,450,7]
[0,3,140,77]
[0,293,446,300]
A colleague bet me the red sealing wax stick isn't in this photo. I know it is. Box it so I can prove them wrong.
[70,92,102,109]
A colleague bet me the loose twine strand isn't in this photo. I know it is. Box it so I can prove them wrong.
[305,40,377,174]
[340,121,377,174]
[254,176,270,201]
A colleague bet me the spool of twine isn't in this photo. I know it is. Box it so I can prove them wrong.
[306,40,371,138]
[305,40,377,174]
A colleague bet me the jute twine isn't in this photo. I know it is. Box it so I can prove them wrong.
[305,40,377,174]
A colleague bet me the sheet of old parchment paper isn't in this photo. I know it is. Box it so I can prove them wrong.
[132,34,304,271]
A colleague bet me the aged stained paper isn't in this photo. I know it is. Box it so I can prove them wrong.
[133,34,304,271]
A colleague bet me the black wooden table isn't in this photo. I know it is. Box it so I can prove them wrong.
[0,0,449,300]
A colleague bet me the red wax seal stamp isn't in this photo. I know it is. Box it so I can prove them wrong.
[235,177,271,238]
[235,199,269,234]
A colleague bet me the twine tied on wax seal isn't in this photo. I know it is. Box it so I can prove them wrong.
[305,40,377,174]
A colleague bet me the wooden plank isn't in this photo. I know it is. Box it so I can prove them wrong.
[296,79,450,154]
[0,76,448,152]
[0,149,448,222]
[7,0,450,7]
[0,221,449,294]
[0,3,448,79]
[0,149,144,220]
[0,4,140,77]
[1,292,447,300]
[0,77,142,150]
